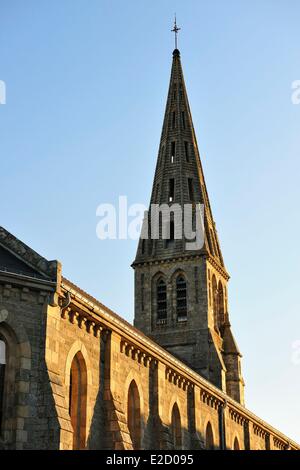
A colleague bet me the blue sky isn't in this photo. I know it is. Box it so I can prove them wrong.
[1,0,300,442]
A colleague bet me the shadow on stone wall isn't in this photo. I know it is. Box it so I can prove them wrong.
[85,331,204,450]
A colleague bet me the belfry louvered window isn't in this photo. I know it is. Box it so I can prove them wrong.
[157,279,167,320]
[176,275,187,319]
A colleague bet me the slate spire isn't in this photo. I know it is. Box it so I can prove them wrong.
[132,47,244,405]
[134,48,225,272]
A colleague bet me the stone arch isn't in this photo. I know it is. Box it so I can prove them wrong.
[0,320,31,447]
[170,402,182,449]
[168,392,186,447]
[127,380,141,450]
[152,271,168,324]
[64,340,92,395]
[69,351,87,449]
[168,392,182,423]
[0,309,31,360]
[65,341,92,448]
[151,270,166,284]
[233,435,240,450]
[170,267,187,280]
[205,420,215,450]
[0,324,19,442]
[124,370,145,449]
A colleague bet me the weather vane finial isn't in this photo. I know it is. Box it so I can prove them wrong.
[171,14,181,49]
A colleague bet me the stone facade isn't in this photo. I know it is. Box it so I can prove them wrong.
[0,48,298,451]
[0,227,298,450]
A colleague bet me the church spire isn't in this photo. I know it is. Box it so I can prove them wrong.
[132,43,244,405]
[134,40,226,273]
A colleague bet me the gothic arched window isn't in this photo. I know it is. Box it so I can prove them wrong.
[157,278,167,320]
[176,275,187,320]
[0,326,20,443]
[0,336,6,433]
[69,352,87,450]
[127,380,141,450]
[233,436,240,450]
[171,403,182,449]
[205,421,214,450]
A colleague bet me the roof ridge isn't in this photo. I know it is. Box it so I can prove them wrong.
[0,226,59,281]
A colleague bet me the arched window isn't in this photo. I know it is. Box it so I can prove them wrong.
[69,352,87,450]
[157,278,167,320]
[218,281,224,328]
[0,326,21,444]
[205,422,214,450]
[0,336,6,433]
[176,275,187,320]
[171,403,182,449]
[233,437,240,450]
[127,380,141,450]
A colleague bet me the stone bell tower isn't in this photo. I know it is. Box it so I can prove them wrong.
[132,46,244,404]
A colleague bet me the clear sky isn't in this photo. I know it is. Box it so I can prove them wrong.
[1,0,300,443]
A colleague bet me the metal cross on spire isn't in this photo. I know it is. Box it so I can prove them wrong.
[171,15,181,49]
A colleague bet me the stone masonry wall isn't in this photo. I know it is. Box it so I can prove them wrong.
[0,276,298,450]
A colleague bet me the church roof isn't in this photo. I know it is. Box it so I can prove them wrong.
[0,226,59,282]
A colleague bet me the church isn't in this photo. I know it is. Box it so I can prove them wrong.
[0,42,298,450]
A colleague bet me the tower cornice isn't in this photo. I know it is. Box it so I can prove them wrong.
[132,252,230,280]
